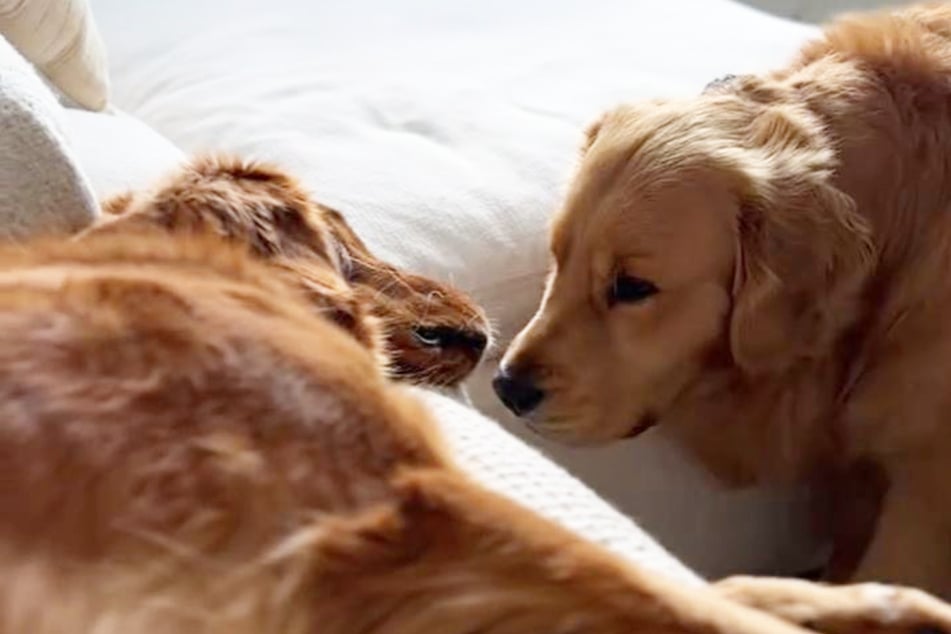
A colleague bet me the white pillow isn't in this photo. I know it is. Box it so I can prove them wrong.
[88,0,830,579]
[60,107,185,200]
[90,0,817,346]
[0,0,109,110]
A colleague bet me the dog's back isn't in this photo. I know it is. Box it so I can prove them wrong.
[0,233,826,634]
[0,232,439,632]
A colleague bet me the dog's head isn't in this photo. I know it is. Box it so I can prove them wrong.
[317,207,491,387]
[89,157,490,387]
[495,79,873,445]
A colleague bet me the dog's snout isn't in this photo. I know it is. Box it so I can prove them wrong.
[492,367,545,417]
[462,330,489,355]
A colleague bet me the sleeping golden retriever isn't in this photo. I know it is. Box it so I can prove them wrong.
[495,3,951,596]
[2,231,951,634]
[89,156,490,387]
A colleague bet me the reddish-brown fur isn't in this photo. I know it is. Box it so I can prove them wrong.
[87,156,491,387]
[499,3,951,596]
[1,232,950,633]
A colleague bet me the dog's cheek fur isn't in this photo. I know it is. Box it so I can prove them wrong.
[727,96,874,375]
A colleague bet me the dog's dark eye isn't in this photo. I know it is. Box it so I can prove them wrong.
[608,274,658,306]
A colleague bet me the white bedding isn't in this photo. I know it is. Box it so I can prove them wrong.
[89,0,826,578]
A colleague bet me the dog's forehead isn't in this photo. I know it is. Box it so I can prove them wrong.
[551,193,653,268]
[553,169,729,276]
[552,100,735,264]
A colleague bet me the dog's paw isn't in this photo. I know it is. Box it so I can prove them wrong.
[714,576,951,634]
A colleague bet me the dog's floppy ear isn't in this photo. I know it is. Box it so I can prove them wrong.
[580,115,605,156]
[316,205,390,285]
[319,206,374,259]
[729,104,874,375]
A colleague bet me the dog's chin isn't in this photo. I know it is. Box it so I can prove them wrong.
[521,409,637,448]
[527,425,612,448]
[524,407,660,447]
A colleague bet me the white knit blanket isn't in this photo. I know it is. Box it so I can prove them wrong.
[418,387,703,585]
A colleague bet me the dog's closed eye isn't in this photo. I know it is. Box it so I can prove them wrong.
[413,325,488,353]
[607,274,658,307]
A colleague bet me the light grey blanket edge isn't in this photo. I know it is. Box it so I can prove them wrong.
[0,34,98,240]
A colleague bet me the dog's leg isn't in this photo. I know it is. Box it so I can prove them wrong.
[850,462,951,599]
[715,576,951,634]
[816,460,889,583]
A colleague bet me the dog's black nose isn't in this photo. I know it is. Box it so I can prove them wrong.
[492,367,545,416]
[462,330,489,356]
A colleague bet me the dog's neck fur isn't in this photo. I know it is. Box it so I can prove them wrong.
[668,49,951,487]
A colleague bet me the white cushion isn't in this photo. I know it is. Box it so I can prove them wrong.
[0,0,109,110]
[89,0,829,578]
[0,34,97,239]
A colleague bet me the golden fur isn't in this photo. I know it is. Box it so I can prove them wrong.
[88,156,490,387]
[499,2,951,596]
[2,232,950,633]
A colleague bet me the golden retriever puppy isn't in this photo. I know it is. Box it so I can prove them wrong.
[90,156,490,387]
[495,3,951,595]
[1,232,949,634]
